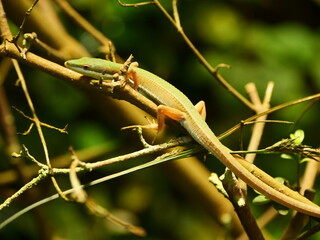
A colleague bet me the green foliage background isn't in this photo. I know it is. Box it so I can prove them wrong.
[1,0,320,239]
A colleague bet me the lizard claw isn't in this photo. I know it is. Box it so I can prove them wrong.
[121,123,158,131]
[121,117,159,131]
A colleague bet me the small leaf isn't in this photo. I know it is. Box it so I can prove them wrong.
[253,195,270,205]
[253,188,262,195]
[278,209,289,215]
[275,177,285,185]
[300,157,313,164]
[273,202,289,215]
[290,129,304,145]
[281,153,293,159]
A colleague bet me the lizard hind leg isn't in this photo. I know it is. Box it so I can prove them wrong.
[121,105,186,144]
[194,100,206,120]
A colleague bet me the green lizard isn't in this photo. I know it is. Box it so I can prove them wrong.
[65,57,320,217]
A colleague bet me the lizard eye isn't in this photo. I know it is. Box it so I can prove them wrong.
[82,65,90,70]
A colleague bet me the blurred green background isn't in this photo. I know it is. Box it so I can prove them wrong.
[1,0,320,239]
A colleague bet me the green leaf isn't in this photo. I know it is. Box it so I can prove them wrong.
[290,129,304,145]
[272,202,289,216]
[252,195,270,205]
[300,157,313,164]
[281,153,293,160]
[274,177,285,185]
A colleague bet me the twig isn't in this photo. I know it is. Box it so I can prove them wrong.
[86,197,147,236]
[0,170,47,211]
[83,135,192,170]
[12,106,68,134]
[69,147,87,203]
[54,0,115,56]
[118,0,155,8]
[299,160,319,194]
[290,98,320,132]
[12,59,69,200]
[10,0,39,53]
[296,223,320,240]
[0,141,116,186]
[220,92,320,140]
[245,82,274,163]
[237,208,278,240]
[221,170,265,240]
[229,82,273,238]
[68,146,146,236]
[22,32,67,62]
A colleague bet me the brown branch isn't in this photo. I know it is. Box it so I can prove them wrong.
[300,160,319,194]
[222,170,265,240]
[232,82,273,238]
[244,82,274,163]
[53,0,116,56]
[220,92,320,140]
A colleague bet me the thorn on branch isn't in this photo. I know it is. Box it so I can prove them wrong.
[12,144,47,168]
[17,123,34,135]
[69,146,87,203]
[213,63,232,73]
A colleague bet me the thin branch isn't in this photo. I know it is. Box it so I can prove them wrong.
[68,147,148,237]
[118,0,156,8]
[10,0,39,46]
[54,0,116,56]
[82,135,192,170]
[0,42,160,120]
[231,82,273,238]
[0,171,47,211]
[85,198,146,236]
[22,32,67,63]
[296,223,320,240]
[172,0,181,29]
[0,141,116,186]
[12,59,69,200]
[69,147,87,203]
[244,82,274,163]
[299,160,319,194]
[220,92,320,140]
[221,170,265,240]
[12,106,68,134]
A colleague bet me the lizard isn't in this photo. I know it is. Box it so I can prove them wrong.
[65,57,320,218]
